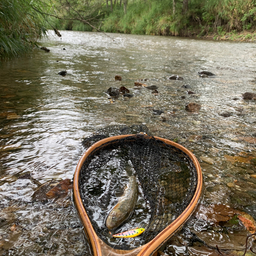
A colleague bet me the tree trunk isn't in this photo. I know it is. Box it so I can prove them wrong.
[183,0,189,14]
[173,0,176,15]
[106,0,108,9]
[123,0,128,14]
[110,0,113,11]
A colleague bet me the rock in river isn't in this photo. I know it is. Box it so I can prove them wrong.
[242,92,256,100]
[58,71,67,76]
[106,87,120,98]
[185,102,201,112]
[169,75,183,80]
[115,75,122,81]
[198,70,215,77]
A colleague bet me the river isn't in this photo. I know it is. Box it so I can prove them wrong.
[0,31,256,255]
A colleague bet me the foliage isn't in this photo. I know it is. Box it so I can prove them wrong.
[0,0,49,58]
[50,0,106,31]
[100,0,256,37]
[1,0,256,59]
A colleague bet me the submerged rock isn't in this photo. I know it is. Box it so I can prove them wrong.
[134,81,146,87]
[58,71,67,76]
[192,204,256,250]
[169,75,183,80]
[185,102,201,112]
[200,156,214,165]
[145,85,158,90]
[123,93,133,98]
[182,84,191,89]
[115,75,122,81]
[119,86,129,94]
[242,92,256,100]
[153,109,164,115]
[106,87,120,98]
[198,70,215,77]
[219,111,233,117]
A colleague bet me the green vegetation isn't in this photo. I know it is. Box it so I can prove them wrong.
[0,0,51,58]
[51,0,256,40]
[1,0,256,58]
[50,0,105,31]
[99,0,256,38]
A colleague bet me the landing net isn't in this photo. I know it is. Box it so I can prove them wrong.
[78,125,199,250]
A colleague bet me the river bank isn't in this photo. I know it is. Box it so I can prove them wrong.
[197,30,256,42]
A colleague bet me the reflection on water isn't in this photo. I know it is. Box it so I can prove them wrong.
[0,30,256,255]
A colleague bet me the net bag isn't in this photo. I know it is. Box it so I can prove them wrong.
[73,126,202,256]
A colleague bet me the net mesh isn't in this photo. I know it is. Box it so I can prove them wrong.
[78,125,198,250]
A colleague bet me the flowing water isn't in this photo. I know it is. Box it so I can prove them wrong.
[0,31,256,255]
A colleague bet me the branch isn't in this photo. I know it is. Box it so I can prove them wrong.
[31,2,114,41]
[64,0,114,41]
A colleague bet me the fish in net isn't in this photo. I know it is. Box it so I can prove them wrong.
[74,125,202,256]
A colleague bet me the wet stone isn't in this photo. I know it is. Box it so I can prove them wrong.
[198,70,215,76]
[123,93,133,98]
[242,92,256,100]
[227,182,235,188]
[106,87,120,98]
[145,85,158,90]
[219,111,233,117]
[169,75,183,80]
[115,75,122,81]
[181,84,191,89]
[153,109,164,115]
[58,71,67,76]
[134,82,146,87]
[185,102,201,112]
[119,86,129,94]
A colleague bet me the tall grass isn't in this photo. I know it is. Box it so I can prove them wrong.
[0,0,48,58]
[101,0,256,37]
[197,0,256,33]
[102,0,175,35]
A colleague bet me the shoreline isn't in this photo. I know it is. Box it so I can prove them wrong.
[199,31,256,42]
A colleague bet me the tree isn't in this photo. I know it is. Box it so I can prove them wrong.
[123,0,128,14]
[183,0,189,13]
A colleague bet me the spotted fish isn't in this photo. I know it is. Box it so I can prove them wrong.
[106,175,138,230]
[113,228,145,238]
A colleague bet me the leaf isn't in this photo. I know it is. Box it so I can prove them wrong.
[238,136,256,144]
[196,204,256,233]
[46,179,72,199]
[10,224,17,232]
[6,113,20,119]
[196,204,237,224]
[237,212,256,234]
[224,154,255,164]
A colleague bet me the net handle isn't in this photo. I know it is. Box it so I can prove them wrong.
[73,134,203,256]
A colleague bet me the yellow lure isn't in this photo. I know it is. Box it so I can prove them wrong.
[113,228,145,238]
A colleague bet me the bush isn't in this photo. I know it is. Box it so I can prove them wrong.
[0,0,48,58]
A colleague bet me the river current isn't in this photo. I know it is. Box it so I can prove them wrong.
[0,31,255,255]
